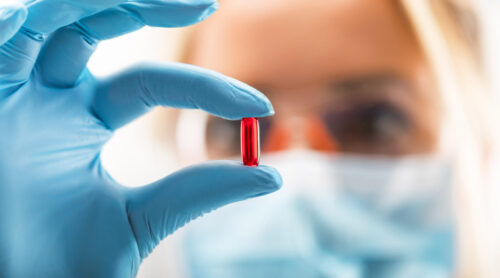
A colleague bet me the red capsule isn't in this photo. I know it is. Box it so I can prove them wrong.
[241,117,260,166]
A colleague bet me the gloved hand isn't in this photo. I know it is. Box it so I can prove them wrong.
[0,1,282,277]
[0,1,26,45]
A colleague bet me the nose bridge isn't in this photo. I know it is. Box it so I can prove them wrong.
[272,86,326,115]
[305,115,340,152]
[282,115,309,149]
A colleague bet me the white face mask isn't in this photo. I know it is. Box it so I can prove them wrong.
[184,150,455,278]
[264,150,453,227]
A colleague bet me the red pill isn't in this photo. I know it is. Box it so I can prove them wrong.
[241,117,260,166]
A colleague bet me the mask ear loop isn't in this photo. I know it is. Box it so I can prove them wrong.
[175,110,209,166]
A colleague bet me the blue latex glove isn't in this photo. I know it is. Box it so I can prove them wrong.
[0,1,282,277]
[0,2,26,45]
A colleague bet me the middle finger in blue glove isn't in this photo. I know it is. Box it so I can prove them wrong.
[35,0,219,88]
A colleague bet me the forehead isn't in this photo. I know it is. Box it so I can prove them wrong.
[189,0,423,88]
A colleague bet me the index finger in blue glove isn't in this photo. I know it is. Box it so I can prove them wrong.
[23,0,120,34]
[93,62,275,130]
[24,0,218,34]
[0,2,27,46]
[36,0,219,87]
[126,161,283,259]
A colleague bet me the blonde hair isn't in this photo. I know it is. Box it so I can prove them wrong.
[402,0,498,277]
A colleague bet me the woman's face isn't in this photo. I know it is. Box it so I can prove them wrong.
[186,0,441,158]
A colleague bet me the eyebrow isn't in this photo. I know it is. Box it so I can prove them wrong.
[331,74,411,95]
[249,74,411,99]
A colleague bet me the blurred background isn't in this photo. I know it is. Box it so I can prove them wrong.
[89,0,500,277]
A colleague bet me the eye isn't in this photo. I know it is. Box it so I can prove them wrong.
[357,102,410,141]
[322,101,413,154]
